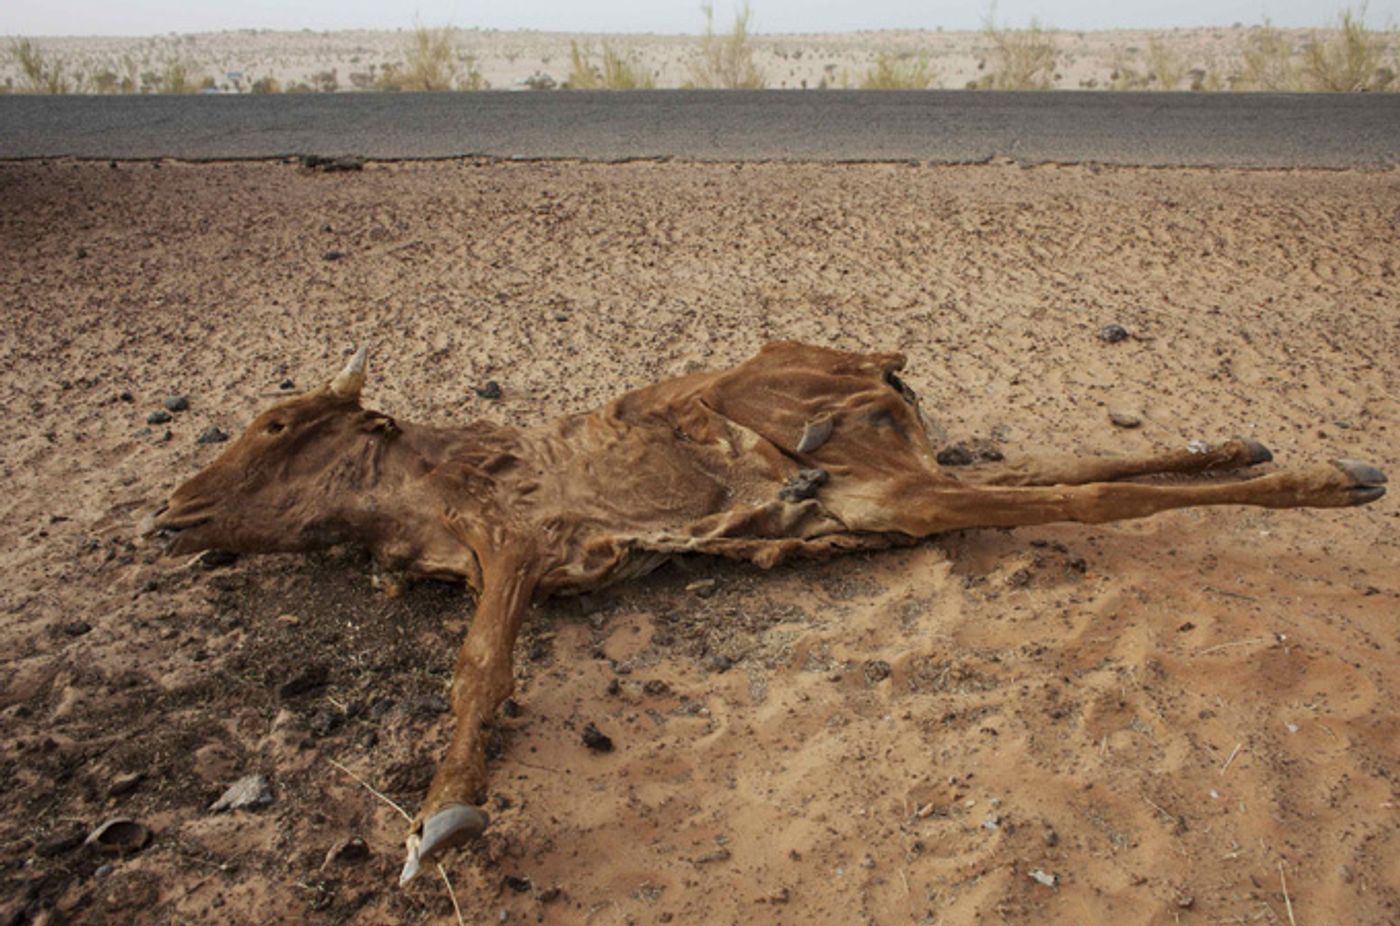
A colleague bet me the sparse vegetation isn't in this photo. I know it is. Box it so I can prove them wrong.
[9,39,78,94]
[687,2,766,89]
[565,42,656,89]
[1302,6,1394,91]
[1234,22,1305,90]
[380,24,486,91]
[1108,39,1188,90]
[860,52,937,89]
[975,13,1058,90]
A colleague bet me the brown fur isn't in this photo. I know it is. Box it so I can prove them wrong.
[153,341,1385,875]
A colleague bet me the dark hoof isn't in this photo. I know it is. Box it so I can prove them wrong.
[1333,459,1387,505]
[1238,438,1273,466]
[400,804,490,886]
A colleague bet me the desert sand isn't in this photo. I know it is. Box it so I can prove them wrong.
[0,158,1397,925]
[0,25,1359,92]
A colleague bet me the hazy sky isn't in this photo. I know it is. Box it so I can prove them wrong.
[3,0,1395,37]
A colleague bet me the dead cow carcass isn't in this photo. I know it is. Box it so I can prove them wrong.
[150,341,1386,883]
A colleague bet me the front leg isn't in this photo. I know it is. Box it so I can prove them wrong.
[400,545,540,885]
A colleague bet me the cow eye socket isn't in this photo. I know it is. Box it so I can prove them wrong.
[265,421,286,435]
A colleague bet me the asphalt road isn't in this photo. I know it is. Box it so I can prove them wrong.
[2,91,1398,167]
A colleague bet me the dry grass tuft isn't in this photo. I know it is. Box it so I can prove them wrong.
[975,13,1058,90]
[1302,6,1394,91]
[381,25,486,91]
[9,39,77,94]
[687,2,766,89]
[565,42,656,89]
[860,52,937,89]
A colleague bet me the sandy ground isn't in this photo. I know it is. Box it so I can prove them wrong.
[0,158,1397,926]
[0,25,1372,92]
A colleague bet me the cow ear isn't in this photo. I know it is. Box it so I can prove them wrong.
[329,345,368,399]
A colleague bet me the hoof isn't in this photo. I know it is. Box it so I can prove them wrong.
[1333,459,1387,505]
[1238,438,1273,466]
[399,804,489,886]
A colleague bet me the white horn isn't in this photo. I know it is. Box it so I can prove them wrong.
[330,345,368,398]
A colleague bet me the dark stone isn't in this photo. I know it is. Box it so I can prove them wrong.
[278,664,329,700]
[76,247,88,260]
[62,621,92,636]
[279,379,296,390]
[706,653,734,673]
[936,445,975,466]
[1099,323,1130,343]
[778,468,829,502]
[299,154,365,172]
[501,698,522,718]
[581,722,614,753]
[196,550,238,569]
[146,409,173,425]
[504,875,532,893]
[642,679,671,696]
[197,427,229,444]
[322,250,345,262]
[118,391,134,403]
[163,395,189,412]
[475,380,503,400]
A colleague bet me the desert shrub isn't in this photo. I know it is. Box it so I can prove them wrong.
[251,76,281,94]
[687,2,765,89]
[311,69,339,92]
[975,15,1058,89]
[381,24,486,91]
[152,59,207,94]
[1302,6,1394,90]
[860,52,936,89]
[1109,39,1188,90]
[565,42,655,89]
[10,39,75,94]
[524,71,557,90]
[1234,22,1304,89]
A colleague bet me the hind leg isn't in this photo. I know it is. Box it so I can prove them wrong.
[955,438,1273,487]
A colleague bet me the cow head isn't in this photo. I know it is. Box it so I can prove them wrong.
[151,347,399,555]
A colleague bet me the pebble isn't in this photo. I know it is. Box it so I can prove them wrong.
[581,722,614,753]
[146,410,173,425]
[1099,324,1130,343]
[1028,869,1057,888]
[1108,410,1142,429]
[108,771,144,797]
[706,653,733,673]
[322,250,345,261]
[475,381,503,400]
[503,875,531,893]
[209,774,274,812]
[163,395,189,412]
[197,427,229,444]
[936,445,975,466]
[863,660,892,684]
[62,621,92,636]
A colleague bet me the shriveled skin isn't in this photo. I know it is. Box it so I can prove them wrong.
[149,341,1387,886]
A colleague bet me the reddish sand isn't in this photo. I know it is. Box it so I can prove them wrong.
[0,159,1396,925]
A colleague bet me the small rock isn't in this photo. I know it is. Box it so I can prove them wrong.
[863,660,892,684]
[475,381,502,400]
[538,885,562,903]
[1099,324,1129,343]
[279,379,296,390]
[982,815,1001,831]
[1028,869,1057,888]
[118,391,134,403]
[936,445,975,466]
[94,864,113,877]
[1044,827,1059,847]
[146,409,173,425]
[209,774,273,812]
[503,875,531,893]
[197,427,229,444]
[686,578,718,598]
[1176,895,1195,909]
[276,613,300,625]
[1108,410,1141,429]
[322,250,345,262]
[322,836,370,868]
[642,679,671,696]
[76,247,89,260]
[163,395,190,412]
[108,771,145,797]
[778,468,829,502]
[694,847,732,864]
[705,653,733,673]
[84,819,152,855]
[62,621,92,637]
[552,311,570,322]
[581,722,614,753]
